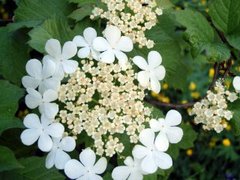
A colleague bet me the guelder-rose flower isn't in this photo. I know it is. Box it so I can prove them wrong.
[73,27,99,60]
[64,148,107,180]
[112,156,147,180]
[22,59,60,93]
[45,39,78,79]
[133,51,166,93]
[150,110,183,152]
[25,88,59,118]
[132,129,172,174]
[233,76,240,92]
[45,136,76,170]
[93,25,133,68]
[20,114,64,152]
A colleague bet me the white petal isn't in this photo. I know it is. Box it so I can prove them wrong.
[93,37,110,51]
[77,47,90,58]
[73,35,88,47]
[104,25,121,47]
[46,123,64,138]
[42,103,59,119]
[38,133,53,152]
[154,151,173,170]
[155,132,169,152]
[60,136,76,152]
[62,41,77,59]
[43,89,58,102]
[84,27,97,44]
[148,51,162,68]
[64,159,86,179]
[132,56,148,70]
[55,149,71,170]
[153,66,166,81]
[149,119,161,132]
[139,129,155,148]
[115,50,128,68]
[45,150,56,169]
[93,157,107,174]
[128,171,143,180]
[26,59,42,79]
[40,114,52,127]
[39,78,60,94]
[20,129,40,146]
[25,88,42,109]
[99,50,115,63]
[166,127,183,144]
[150,76,161,93]
[81,174,102,180]
[132,145,149,159]
[116,36,133,52]
[91,48,100,60]
[42,59,56,79]
[137,71,150,88]
[141,155,157,174]
[124,156,134,166]
[165,110,182,126]
[62,60,78,74]
[79,148,96,168]
[45,39,61,58]
[22,76,40,89]
[23,114,41,129]
[53,65,65,80]
[112,166,131,180]
[233,76,240,91]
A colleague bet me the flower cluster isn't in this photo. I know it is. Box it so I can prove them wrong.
[112,110,183,179]
[190,80,238,133]
[91,0,163,48]
[57,61,151,157]
[20,25,173,180]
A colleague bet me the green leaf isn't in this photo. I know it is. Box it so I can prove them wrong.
[209,0,240,50]
[13,0,73,29]
[175,9,230,62]
[209,0,240,34]
[0,80,24,134]
[177,123,197,149]
[0,27,29,85]
[68,5,93,22]
[68,0,99,6]
[0,157,65,180]
[156,0,174,9]
[229,99,240,136]
[0,145,23,172]
[28,16,75,53]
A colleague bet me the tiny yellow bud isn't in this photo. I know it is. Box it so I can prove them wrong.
[162,83,168,90]
[186,149,193,156]
[222,138,231,147]
[191,92,200,99]
[189,82,196,91]
[209,68,215,78]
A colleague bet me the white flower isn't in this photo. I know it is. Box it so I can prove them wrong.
[25,88,59,118]
[112,156,147,180]
[150,110,183,151]
[20,114,64,152]
[22,59,60,93]
[132,129,173,174]
[233,76,240,92]
[45,136,76,170]
[133,51,166,93]
[64,148,107,180]
[45,39,78,79]
[93,25,133,68]
[73,27,99,60]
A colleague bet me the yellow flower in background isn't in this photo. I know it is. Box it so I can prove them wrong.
[222,138,231,147]
[201,0,207,5]
[162,83,169,90]
[226,124,231,131]
[191,92,200,99]
[186,149,193,156]
[209,68,215,78]
[189,82,196,91]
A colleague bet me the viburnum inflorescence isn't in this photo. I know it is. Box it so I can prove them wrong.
[190,80,238,133]
[91,0,163,48]
[57,60,151,157]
